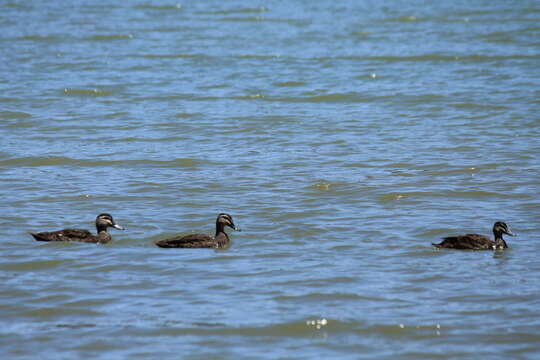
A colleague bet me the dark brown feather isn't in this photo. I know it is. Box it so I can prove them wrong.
[155,213,237,249]
[433,234,495,250]
[30,214,123,244]
[433,221,512,250]
[155,233,229,248]
[30,228,110,243]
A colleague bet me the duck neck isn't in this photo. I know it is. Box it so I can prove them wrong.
[96,223,109,234]
[97,231,112,244]
[493,232,507,249]
[215,229,229,246]
[215,222,225,237]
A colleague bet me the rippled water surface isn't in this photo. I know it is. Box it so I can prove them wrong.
[1,1,540,358]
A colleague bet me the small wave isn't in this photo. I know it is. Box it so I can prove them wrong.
[17,35,58,41]
[329,245,357,251]
[273,292,375,302]
[62,88,113,97]
[271,277,357,287]
[316,54,540,62]
[385,15,421,22]
[377,190,519,204]
[190,255,248,263]
[55,323,96,329]
[452,102,510,110]
[3,2,29,9]
[175,112,203,118]
[359,323,443,337]
[307,182,332,191]
[135,94,198,101]
[103,111,129,119]
[273,81,305,87]
[0,111,31,119]
[24,307,102,318]
[134,4,182,10]
[195,7,268,15]
[0,156,75,167]
[217,16,265,22]
[421,228,456,238]
[0,120,35,129]
[272,92,388,103]
[0,259,67,271]
[147,318,347,337]
[137,53,205,59]
[84,34,133,41]
[0,156,204,168]
[108,136,190,143]
[230,94,265,100]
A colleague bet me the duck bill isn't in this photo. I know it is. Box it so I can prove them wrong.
[229,223,241,232]
[505,229,516,237]
[113,223,125,230]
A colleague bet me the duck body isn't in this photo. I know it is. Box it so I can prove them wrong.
[155,232,229,248]
[155,213,238,249]
[433,233,505,250]
[30,228,112,243]
[30,213,124,244]
[433,221,514,250]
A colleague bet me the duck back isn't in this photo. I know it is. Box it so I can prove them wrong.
[155,233,229,248]
[30,228,112,243]
[31,228,94,242]
[433,234,493,250]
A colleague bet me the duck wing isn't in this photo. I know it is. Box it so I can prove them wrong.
[433,234,493,250]
[154,234,217,248]
[30,228,95,242]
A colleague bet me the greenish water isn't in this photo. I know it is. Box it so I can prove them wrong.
[1,1,539,359]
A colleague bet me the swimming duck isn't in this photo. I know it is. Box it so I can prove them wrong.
[155,213,239,248]
[30,213,124,244]
[432,221,515,250]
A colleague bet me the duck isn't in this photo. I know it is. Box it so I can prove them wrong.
[432,221,515,250]
[155,213,239,248]
[30,213,124,244]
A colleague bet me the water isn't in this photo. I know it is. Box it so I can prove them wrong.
[1,0,540,358]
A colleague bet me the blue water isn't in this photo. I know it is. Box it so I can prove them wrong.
[1,1,539,359]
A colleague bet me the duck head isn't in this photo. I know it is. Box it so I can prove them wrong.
[217,213,240,232]
[96,213,125,233]
[493,221,515,238]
